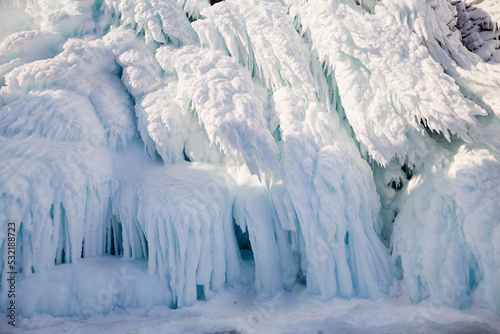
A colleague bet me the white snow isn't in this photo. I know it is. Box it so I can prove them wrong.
[1,0,500,332]
[2,261,500,333]
[111,146,241,307]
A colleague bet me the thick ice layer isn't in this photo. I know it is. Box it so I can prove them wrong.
[0,34,130,302]
[392,144,500,312]
[1,0,500,321]
[300,0,486,165]
[0,80,116,280]
[0,37,136,150]
[0,30,63,87]
[112,156,240,307]
[273,88,394,300]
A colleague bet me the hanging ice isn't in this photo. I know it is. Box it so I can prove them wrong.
[0,0,499,319]
[392,144,500,313]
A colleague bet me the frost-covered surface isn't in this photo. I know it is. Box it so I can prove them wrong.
[2,260,500,334]
[1,0,500,331]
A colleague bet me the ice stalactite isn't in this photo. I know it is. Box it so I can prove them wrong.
[232,170,297,295]
[195,0,395,299]
[0,29,134,309]
[0,93,113,283]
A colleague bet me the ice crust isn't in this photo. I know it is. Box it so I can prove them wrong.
[0,0,500,318]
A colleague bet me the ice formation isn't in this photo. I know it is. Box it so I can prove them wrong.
[0,0,499,319]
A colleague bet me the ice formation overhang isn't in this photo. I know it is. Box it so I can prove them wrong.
[0,0,500,319]
[300,0,487,166]
[392,144,500,312]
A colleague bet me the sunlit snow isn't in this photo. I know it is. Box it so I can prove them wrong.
[0,0,499,332]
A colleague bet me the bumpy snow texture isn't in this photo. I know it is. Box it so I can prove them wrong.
[0,0,499,318]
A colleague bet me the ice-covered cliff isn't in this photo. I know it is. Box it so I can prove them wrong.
[0,0,499,319]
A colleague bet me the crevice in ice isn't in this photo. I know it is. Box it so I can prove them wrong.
[401,162,415,181]
[372,159,415,247]
[183,147,192,162]
[104,216,123,257]
[55,204,69,265]
[388,179,403,192]
[353,0,379,14]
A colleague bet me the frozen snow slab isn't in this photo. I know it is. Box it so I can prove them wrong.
[6,284,500,334]
[13,256,172,318]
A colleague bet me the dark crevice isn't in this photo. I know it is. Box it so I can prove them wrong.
[105,215,124,257]
[233,221,252,252]
[183,147,191,162]
[402,162,414,180]
[452,1,500,62]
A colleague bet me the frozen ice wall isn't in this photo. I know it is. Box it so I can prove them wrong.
[0,0,499,318]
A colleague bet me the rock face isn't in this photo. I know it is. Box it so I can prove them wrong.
[453,0,500,61]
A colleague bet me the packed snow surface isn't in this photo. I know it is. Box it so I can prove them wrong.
[1,257,500,334]
[0,0,500,331]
